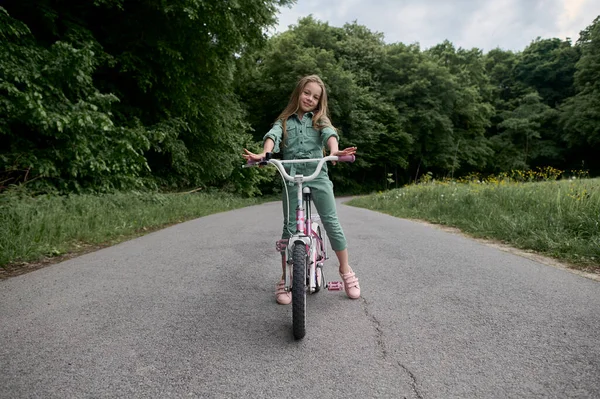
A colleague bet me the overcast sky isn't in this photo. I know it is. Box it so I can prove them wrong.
[273,0,600,52]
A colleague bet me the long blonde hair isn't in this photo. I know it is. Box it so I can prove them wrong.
[276,75,335,146]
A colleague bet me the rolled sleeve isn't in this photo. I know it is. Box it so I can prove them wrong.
[263,120,283,153]
[321,126,339,148]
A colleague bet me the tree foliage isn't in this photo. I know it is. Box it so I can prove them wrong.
[1,0,292,194]
[0,7,150,192]
[560,17,600,171]
[1,5,599,194]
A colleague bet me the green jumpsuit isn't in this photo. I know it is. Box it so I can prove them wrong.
[264,113,348,251]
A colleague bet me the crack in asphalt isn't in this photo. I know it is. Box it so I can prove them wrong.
[398,361,424,399]
[361,297,425,399]
[361,297,388,358]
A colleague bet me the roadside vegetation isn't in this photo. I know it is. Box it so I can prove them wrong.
[0,189,269,272]
[348,168,600,273]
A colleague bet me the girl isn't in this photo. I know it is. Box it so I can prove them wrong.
[243,75,360,304]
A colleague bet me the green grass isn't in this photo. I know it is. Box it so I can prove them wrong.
[0,190,269,268]
[347,177,600,271]
[4,174,600,276]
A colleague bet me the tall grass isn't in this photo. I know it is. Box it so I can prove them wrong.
[348,175,600,270]
[0,190,267,267]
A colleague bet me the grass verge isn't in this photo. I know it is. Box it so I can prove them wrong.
[0,190,270,278]
[347,177,600,274]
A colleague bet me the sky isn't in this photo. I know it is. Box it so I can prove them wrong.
[273,0,600,52]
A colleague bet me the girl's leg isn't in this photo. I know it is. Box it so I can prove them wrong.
[310,178,360,299]
[309,177,352,274]
[334,248,352,275]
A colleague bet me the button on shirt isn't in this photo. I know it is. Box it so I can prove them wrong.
[263,112,339,175]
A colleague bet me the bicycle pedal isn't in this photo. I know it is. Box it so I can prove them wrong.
[326,281,344,291]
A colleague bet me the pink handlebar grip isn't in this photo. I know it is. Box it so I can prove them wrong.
[337,155,355,163]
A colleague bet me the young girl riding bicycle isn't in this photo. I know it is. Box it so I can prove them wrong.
[243,75,360,304]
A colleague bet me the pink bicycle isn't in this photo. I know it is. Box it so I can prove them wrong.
[245,152,355,339]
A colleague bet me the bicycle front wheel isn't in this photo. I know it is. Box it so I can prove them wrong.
[292,242,307,340]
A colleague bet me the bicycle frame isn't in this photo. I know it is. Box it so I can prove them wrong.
[273,159,329,294]
[245,154,354,294]
[286,178,324,294]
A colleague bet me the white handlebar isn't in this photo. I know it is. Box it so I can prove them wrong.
[269,156,337,183]
[244,155,347,183]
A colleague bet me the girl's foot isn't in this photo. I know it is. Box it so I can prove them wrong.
[275,280,291,305]
[339,270,360,299]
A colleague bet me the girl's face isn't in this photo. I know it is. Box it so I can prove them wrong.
[298,82,322,115]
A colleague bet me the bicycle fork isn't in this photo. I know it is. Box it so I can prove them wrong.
[277,238,343,292]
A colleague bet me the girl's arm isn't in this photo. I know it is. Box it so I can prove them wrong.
[327,136,357,157]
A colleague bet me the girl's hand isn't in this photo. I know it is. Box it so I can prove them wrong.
[242,149,265,162]
[330,147,357,164]
[332,147,357,156]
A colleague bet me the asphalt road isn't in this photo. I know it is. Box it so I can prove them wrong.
[1,200,599,398]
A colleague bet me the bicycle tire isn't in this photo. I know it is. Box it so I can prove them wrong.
[292,242,307,340]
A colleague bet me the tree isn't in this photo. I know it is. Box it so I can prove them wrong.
[514,38,580,107]
[1,0,294,193]
[561,16,600,173]
[376,42,493,181]
[493,92,558,170]
[484,45,568,172]
[426,41,494,177]
[0,7,150,192]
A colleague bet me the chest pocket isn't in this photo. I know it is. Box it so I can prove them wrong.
[306,123,321,138]
[284,125,298,147]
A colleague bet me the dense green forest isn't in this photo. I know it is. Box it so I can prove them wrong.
[1,1,599,195]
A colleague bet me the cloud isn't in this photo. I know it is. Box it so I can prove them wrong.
[458,0,566,50]
[558,0,597,42]
[274,0,600,51]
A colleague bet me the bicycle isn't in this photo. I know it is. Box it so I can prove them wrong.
[244,152,355,340]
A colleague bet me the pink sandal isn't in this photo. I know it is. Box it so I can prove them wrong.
[340,271,361,299]
[275,280,291,305]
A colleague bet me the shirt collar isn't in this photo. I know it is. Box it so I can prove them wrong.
[292,111,314,120]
